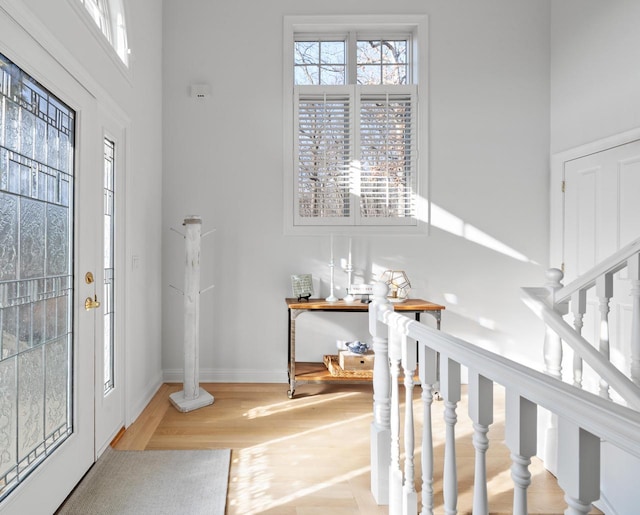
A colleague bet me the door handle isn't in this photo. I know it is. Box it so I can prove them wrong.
[85,294,101,310]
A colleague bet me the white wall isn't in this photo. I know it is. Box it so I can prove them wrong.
[551,0,640,154]
[0,0,164,423]
[161,0,552,383]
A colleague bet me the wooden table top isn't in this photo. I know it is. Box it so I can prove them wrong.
[285,298,445,312]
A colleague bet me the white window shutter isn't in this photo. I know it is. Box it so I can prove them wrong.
[293,85,417,227]
[294,86,354,225]
[357,86,417,225]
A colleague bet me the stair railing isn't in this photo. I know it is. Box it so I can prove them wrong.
[369,282,640,515]
[522,236,640,404]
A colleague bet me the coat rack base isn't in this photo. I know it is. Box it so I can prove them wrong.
[169,387,214,412]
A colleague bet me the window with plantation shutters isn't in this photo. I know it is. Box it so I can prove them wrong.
[294,86,417,226]
[285,16,427,231]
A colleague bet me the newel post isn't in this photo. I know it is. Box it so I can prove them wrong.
[544,268,566,379]
[542,268,566,476]
[369,281,392,505]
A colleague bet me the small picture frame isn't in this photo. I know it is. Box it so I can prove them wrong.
[291,274,313,301]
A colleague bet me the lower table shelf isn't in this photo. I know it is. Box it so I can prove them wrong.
[287,360,421,399]
[287,361,373,398]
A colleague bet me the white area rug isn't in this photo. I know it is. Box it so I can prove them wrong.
[57,448,231,515]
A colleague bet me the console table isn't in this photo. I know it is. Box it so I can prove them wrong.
[285,298,445,398]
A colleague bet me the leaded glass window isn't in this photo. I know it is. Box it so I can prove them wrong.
[103,138,115,394]
[0,53,75,501]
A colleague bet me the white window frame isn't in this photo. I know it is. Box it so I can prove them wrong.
[283,15,429,235]
[69,0,131,77]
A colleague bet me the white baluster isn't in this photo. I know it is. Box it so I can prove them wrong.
[369,282,392,505]
[571,289,587,387]
[557,418,600,515]
[401,328,418,515]
[629,254,640,385]
[505,391,537,515]
[389,324,403,515]
[468,371,493,515]
[440,355,460,515]
[596,273,613,400]
[419,345,437,515]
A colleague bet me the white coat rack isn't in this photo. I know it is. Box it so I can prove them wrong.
[168,215,215,412]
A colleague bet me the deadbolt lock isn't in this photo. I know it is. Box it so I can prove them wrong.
[85,272,94,284]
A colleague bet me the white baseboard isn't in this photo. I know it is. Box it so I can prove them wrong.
[162,368,288,384]
[595,491,615,515]
[126,373,163,427]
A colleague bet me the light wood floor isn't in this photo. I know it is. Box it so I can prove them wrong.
[114,382,602,514]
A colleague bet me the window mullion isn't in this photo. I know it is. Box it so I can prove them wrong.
[352,85,361,225]
[347,31,357,85]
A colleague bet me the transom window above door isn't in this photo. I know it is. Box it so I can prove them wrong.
[76,0,129,66]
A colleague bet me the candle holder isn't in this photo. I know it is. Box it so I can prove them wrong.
[326,259,338,302]
[343,262,355,302]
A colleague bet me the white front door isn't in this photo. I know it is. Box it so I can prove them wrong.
[0,42,102,515]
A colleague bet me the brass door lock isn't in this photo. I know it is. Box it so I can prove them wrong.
[85,294,101,310]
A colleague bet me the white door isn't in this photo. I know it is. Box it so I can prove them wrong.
[94,116,127,454]
[563,138,640,391]
[0,44,102,515]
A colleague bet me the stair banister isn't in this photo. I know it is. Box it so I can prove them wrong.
[370,286,640,514]
[554,236,640,305]
[521,286,640,409]
[525,236,640,406]
[372,295,640,450]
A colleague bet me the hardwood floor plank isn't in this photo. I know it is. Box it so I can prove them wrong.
[114,382,602,514]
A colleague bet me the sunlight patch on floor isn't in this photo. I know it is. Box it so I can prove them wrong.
[230,396,375,514]
[243,391,361,419]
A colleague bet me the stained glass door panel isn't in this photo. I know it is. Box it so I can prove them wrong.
[0,53,75,503]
